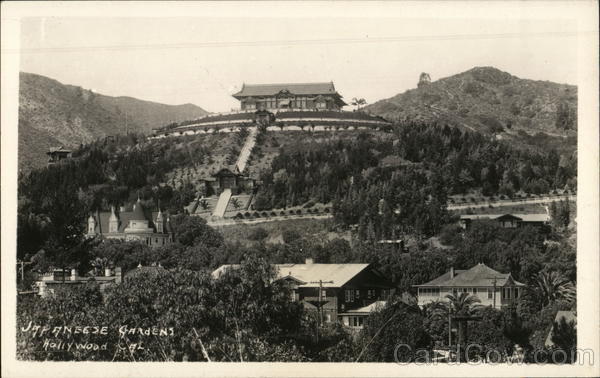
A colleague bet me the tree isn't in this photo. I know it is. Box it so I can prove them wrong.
[529,271,576,308]
[357,301,429,362]
[550,317,577,362]
[169,214,224,248]
[351,98,367,111]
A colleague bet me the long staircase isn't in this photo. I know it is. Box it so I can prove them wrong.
[235,127,257,174]
[212,189,232,217]
[211,128,257,218]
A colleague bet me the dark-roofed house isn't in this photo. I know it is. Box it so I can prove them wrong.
[232,82,347,111]
[459,213,550,230]
[201,167,256,196]
[212,258,394,329]
[86,198,173,247]
[47,146,72,165]
[414,263,526,309]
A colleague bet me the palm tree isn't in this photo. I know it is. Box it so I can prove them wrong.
[532,271,576,307]
[445,292,482,316]
[430,292,481,361]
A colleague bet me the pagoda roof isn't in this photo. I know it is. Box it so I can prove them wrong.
[233,82,340,98]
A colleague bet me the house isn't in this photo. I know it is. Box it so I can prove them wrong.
[232,82,347,112]
[86,198,173,247]
[459,213,550,230]
[34,268,122,297]
[414,263,526,309]
[545,311,576,347]
[201,167,256,196]
[212,258,394,329]
[46,146,72,165]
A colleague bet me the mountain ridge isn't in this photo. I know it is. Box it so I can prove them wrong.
[18,72,209,172]
[365,66,577,153]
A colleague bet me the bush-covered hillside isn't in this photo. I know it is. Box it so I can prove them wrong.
[18,72,208,172]
[365,67,577,154]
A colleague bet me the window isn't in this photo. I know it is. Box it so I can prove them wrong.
[367,289,375,299]
[345,289,354,303]
[355,290,360,300]
[502,288,511,300]
[487,288,493,299]
[514,288,520,299]
[321,289,327,299]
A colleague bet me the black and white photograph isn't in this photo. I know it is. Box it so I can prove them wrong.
[1,1,598,377]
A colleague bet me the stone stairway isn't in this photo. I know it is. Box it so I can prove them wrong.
[235,127,257,174]
[212,189,232,217]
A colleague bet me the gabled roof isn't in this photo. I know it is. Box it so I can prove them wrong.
[233,82,339,98]
[212,263,371,288]
[415,263,525,288]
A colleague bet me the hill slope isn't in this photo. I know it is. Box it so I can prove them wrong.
[18,72,208,172]
[365,67,577,152]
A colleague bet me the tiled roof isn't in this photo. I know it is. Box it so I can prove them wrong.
[233,82,339,97]
[212,263,371,288]
[415,263,525,287]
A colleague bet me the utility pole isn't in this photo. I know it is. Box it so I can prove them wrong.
[308,279,334,343]
[487,276,499,309]
[17,260,32,283]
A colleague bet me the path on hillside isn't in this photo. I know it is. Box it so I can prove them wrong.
[235,127,257,173]
[207,195,576,226]
[212,189,232,217]
[447,195,576,211]
[207,213,332,227]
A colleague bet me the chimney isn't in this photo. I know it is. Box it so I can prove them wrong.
[450,266,454,279]
[115,267,122,284]
[70,269,78,281]
[305,258,314,265]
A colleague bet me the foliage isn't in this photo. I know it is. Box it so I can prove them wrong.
[357,301,429,362]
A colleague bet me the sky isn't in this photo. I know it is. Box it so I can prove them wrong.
[17,2,583,112]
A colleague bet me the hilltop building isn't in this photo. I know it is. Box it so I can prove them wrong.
[212,258,394,329]
[151,82,390,137]
[86,198,173,247]
[414,263,525,309]
[233,82,347,111]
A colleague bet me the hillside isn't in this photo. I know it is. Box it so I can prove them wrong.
[365,67,577,153]
[18,72,208,172]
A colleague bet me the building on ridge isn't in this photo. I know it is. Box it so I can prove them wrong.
[232,82,347,112]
